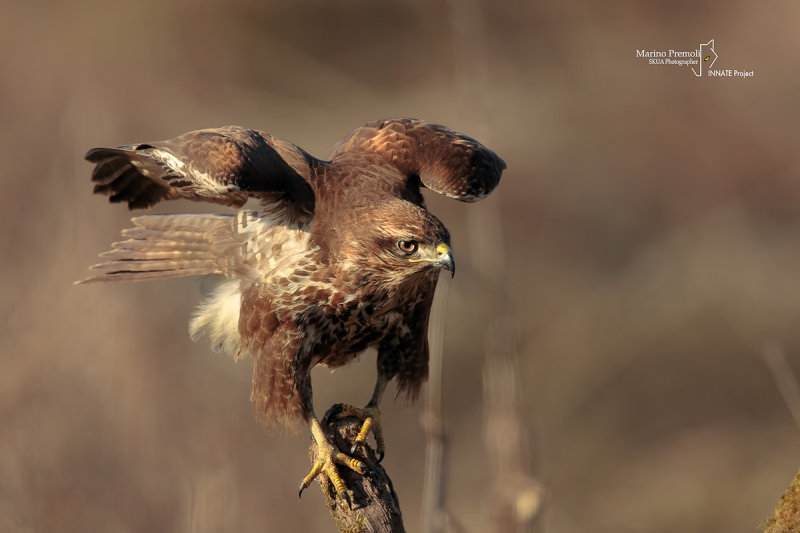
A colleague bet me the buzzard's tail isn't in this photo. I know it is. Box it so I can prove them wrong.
[76,214,232,284]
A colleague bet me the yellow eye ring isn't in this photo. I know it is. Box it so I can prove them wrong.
[397,240,418,254]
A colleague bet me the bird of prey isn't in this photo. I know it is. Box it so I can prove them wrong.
[79,118,505,501]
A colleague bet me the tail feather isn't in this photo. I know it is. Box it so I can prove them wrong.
[79,268,216,283]
[89,258,212,272]
[98,249,212,261]
[76,214,233,284]
[103,238,209,253]
[120,228,214,244]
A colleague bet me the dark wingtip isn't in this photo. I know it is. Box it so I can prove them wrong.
[484,149,506,176]
[454,149,504,202]
[126,183,167,210]
[85,147,115,162]
[496,152,507,171]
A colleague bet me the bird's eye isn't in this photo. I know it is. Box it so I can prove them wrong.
[397,240,418,254]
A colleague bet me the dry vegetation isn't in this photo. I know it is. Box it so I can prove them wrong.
[1,1,799,532]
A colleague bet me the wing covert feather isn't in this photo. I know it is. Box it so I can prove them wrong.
[329,118,505,202]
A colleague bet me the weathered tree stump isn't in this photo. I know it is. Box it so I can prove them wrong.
[309,405,405,533]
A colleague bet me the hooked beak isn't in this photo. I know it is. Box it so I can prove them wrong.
[436,242,455,278]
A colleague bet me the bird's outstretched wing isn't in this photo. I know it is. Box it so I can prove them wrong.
[329,118,505,202]
[85,126,316,225]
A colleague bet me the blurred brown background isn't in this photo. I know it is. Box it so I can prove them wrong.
[2,1,799,531]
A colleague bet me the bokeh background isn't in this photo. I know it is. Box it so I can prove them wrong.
[2,1,799,531]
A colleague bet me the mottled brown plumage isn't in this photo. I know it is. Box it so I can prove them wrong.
[80,118,505,499]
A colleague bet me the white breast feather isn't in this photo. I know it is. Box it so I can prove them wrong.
[189,279,244,359]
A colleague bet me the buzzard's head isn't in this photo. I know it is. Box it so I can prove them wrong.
[334,200,454,285]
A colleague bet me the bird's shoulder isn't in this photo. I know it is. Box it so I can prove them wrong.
[311,155,424,210]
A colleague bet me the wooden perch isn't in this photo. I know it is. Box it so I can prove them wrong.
[762,468,800,533]
[309,405,405,533]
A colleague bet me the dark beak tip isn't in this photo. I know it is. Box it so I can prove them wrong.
[447,254,455,278]
[435,245,455,279]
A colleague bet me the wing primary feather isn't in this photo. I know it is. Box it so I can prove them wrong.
[85,127,316,224]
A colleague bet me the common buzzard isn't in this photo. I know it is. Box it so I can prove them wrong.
[79,118,505,501]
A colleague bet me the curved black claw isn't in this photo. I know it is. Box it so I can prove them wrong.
[342,491,352,510]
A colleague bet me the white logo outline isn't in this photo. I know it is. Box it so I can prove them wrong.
[692,39,718,77]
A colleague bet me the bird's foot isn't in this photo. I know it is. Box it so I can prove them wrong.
[298,434,368,508]
[326,403,385,463]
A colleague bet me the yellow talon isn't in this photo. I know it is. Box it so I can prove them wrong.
[335,451,367,474]
[299,416,368,507]
[299,460,323,497]
[355,417,374,446]
[331,403,385,462]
